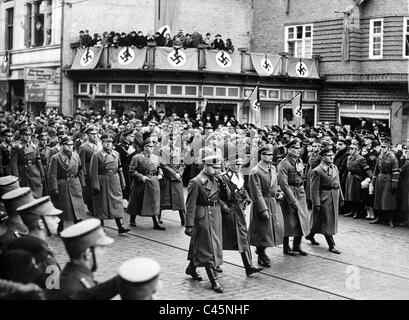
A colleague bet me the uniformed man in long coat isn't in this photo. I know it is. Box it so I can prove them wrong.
[114,129,135,200]
[89,133,130,234]
[37,133,50,196]
[0,128,14,176]
[305,139,321,209]
[220,155,263,276]
[248,144,285,267]
[184,155,230,293]
[309,146,343,254]
[10,127,44,199]
[343,140,372,219]
[48,219,119,300]
[277,138,310,256]
[159,133,186,226]
[127,138,165,230]
[4,196,62,288]
[78,127,99,215]
[48,136,87,232]
[371,138,400,228]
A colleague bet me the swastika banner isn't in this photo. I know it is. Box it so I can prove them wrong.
[71,47,103,70]
[205,50,241,73]
[155,47,198,70]
[287,58,319,79]
[108,47,147,69]
[250,53,281,77]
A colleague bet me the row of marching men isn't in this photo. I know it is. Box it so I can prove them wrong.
[0,176,161,300]
[182,138,343,294]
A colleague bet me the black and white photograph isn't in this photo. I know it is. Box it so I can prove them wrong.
[0,0,408,307]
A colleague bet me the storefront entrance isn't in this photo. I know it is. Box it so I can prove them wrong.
[155,101,197,118]
[205,103,236,118]
[111,100,146,117]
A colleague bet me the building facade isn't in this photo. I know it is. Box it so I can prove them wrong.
[1,0,324,128]
[253,0,409,143]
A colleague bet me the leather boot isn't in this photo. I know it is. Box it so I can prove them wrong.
[213,266,223,273]
[205,266,223,293]
[283,236,296,256]
[115,218,130,234]
[241,251,263,276]
[158,211,163,224]
[152,216,166,230]
[369,216,381,224]
[389,215,395,228]
[325,235,341,254]
[293,236,308,256]
[255,247,271,267]
[129,214,136,227]
[185,261,202,281]
[305,233,320,245]
[179,210,186,226]
[344,210,355,217]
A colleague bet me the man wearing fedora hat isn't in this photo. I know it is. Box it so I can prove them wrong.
[128,138,165,230]
[48,136,87,233]
[278,138,310,256]
[89,133,130,235]
[185,155,230,293]
[220,154,263,276]
[48,219,119,300]
[309,146,343,254]
[248,144,285,267]
[78,126,100,215]
[3,196,62,289]
[10,127,44,199]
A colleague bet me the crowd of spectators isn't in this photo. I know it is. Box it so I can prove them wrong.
[72,28,235,53]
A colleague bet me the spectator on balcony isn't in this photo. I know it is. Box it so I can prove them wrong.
[184,33,193,49]
[154,27,168,47]
[164,33,173,47]
[211,34,225,50]
[146,32,155,44]
[78,30,85,48]
[128,31,138,47]
[118,32,130,47]
[82,29,93,48]
[111,34,120,48]
[135,31,147,48]
[225,38,234,53]
[191,28,203,48]
[172,36,184,49]
[101,31,110,47]
[203,32,212,48]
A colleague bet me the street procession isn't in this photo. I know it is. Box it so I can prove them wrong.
[1,0,409,301]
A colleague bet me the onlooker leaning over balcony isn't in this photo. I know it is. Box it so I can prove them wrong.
[211,34,225,50]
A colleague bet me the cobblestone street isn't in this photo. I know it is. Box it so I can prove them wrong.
[49,205,409,300]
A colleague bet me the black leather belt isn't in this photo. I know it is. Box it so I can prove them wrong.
[197,200,219,207]
[99,170,117,176]
[289,182,303,187]
[320,186,339,190]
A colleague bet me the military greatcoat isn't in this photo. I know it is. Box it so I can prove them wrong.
[89,149,125,220]
[159,145,185,211]
[345,153,371,202]
[277,155,311,236]
[78,141,99,212]
[185,171,230,267]
[127,152,163,216]
[310,162,343,235]
[10,140,44,198]
[248,162,284,247]
[373,151,400,211]
[48,151,86,222]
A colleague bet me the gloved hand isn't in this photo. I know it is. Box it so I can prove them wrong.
[289,202,298,211]
[260,210,269,220]
[185,226,193,237]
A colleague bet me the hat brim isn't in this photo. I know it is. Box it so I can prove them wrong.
[96,234,114,247]
[47,207,63,216]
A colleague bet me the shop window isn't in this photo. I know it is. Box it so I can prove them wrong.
[203,86,214,96]
[111,84,122,94]
[282,90,293,100]
[269,90,280,99]
[228,87,239,97]
[97,84,107,94]
[185,86,197,96]
[124,85,136,94]
[215,87,226,97]
[303,90,317,101]
[170,85,183,95]
[156,85,167,95]
[138,85,149,94]
[79,84,88,94]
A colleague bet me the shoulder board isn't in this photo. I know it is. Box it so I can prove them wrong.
[80,277,92,289]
